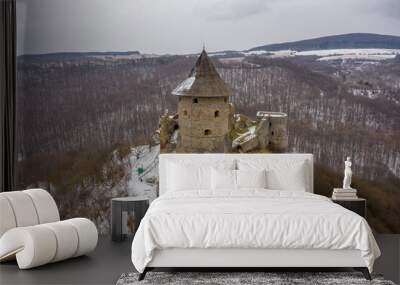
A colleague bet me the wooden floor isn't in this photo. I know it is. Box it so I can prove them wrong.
[0,235,399,285]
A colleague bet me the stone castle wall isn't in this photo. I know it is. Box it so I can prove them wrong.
[257,111,288,152]
[177,96,232,153]
[177,135,231,153]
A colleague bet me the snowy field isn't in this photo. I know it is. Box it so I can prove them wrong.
[217,48,400,61]
[89,53,160,60]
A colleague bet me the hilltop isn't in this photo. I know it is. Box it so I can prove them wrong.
[248,33,400,52]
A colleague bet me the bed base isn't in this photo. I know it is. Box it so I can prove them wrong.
[138,248,372,281]
[354,267,372,280]
[138,268,149,281]
[138,267,371,281]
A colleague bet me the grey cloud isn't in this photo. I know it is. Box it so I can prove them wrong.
[194,0,269,21]
[379,0,400,19]
[16,0,400,55]
[356,0,400,20]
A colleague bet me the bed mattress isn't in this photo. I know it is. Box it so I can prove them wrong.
[131,190,380,273]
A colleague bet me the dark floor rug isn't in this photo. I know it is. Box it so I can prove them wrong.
[116,272,396,285]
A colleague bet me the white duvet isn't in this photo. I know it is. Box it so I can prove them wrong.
[131,190,380,273]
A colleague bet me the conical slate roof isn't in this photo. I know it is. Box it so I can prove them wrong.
[171,49,232,97]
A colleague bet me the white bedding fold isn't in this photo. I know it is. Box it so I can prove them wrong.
[131,190,380,273]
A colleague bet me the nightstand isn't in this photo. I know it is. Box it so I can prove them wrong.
[111,196,149,242]
[331,198,366,218]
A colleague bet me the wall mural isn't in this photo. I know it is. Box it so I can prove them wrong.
[159,49,288,154]
[16,41,400,234]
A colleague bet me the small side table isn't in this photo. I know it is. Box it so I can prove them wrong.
[111,196,149,242]
[331,198,366,218]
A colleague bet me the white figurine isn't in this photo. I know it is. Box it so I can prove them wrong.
[343,156,352,189]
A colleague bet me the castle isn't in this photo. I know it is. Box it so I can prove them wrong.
[172,49,234,153]
[158,49,288,154]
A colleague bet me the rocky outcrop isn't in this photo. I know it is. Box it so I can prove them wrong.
[158,113,178,153]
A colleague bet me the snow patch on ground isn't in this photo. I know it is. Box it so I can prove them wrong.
[126,145,159,201]
[297,48,400,57]
[243,50,270,56]
[171,130,178,144]
[249,48,400,61]
[90,54,142,60]
[317,54,396,61]
[209,52,229,56]
[219,57,245,63]
[351,88,381,99]
[89,53,160,60]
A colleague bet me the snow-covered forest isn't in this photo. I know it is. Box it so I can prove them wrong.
[16,51,400,233]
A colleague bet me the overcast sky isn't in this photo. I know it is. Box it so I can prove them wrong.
[16,0,400,55]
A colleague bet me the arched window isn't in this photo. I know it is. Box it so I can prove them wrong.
[271,131,274,136]
[214,110,219,118]
[204,129,211,136]
[269,122,272,127]
[183,110,188,116]
[224,97,228,103]
[193,98,198,103]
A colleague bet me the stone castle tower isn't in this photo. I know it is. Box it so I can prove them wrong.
[172,49,234,153]
[157,48,288,154]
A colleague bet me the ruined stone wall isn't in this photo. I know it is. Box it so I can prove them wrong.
[260,113,288,152]
[177,135,230,153]
[256,119,270,150]
[159,114,179,153]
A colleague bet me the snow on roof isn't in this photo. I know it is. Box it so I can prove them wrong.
[171,77,195,96]
[171,49,232,97]
[232,125,258,147]
[233,133,257,147]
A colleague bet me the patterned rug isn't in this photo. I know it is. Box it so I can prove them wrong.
[116,271,396,285]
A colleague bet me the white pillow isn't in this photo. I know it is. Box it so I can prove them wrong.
[266,167,306,191]
[167,162,211,191]
[166,159,236,192]
[236,169,267,189]
[238,159,308,191]
[211,168,236,191]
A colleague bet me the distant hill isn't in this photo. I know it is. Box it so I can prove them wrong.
[249,33,400,52]
[18,51,141,61]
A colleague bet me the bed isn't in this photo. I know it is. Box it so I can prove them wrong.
[131,153,380,280]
